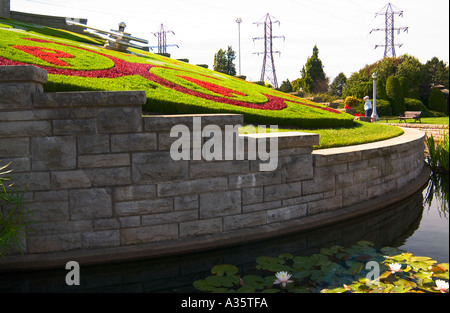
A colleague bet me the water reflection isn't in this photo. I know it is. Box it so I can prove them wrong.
[0,175,448,293]
[399,173,449,264]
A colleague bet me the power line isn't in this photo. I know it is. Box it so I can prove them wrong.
[370,3,408,58]
[151,24,179,54]
[253,13,285,88]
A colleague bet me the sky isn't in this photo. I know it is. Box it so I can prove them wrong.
[10,0,450,84]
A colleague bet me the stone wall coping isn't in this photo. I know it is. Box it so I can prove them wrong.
[0,65,47,84]
[33,90,147,108]
[312,127,425,156]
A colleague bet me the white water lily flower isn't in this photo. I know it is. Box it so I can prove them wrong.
[434,280,449,293]
[389,263,402,274]
[274,271,293,288]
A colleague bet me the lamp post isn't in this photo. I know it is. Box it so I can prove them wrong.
[372,72,379,122]
[236,18,242,76]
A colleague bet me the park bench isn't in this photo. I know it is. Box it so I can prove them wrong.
[399,111,422,123]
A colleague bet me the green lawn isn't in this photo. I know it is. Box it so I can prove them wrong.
[241,120,405,149]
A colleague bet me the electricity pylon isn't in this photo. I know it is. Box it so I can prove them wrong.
[253,13,284,88]
[370,3,408,58]
[151,24,179,54]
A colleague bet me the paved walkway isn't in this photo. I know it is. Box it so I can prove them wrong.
[384,123,448,139]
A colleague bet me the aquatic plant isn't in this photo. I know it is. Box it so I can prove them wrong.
[426,133,449,173]
[0,162,33,258]
[192,241,449,293]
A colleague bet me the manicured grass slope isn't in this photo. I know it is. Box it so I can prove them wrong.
[0,18,354,129]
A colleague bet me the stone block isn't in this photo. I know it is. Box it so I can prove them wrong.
[0,138,29,157]
[342,183,366,207]
[132,152,188,183]
[33,90,146,108]
[77,135,110,154]
[97,107,142,133]
[200,190,241,219]
[27,233,81,253]
[114,185,157,202]
[243,200,281,213]
[0,65,48,84]
[302,167,336,195]
[267,203,307,223]
[51,170,92,189]
[264,181,302,202]
[52,119,97,135]
[115,198,173,216]
[31,136,76,170]
[119,216,140,228]
[121,224,178,245]
[10,172,51,191]
[228,171,281,189]
[157,177,228,197]
[307,195,343,215]
[1,157,30,172]
[25,201,70,222]
[0,83,42,110]
[189,160,250,179]
[69,188,112,220]
[141,209,198,226]
[28,220,92,235]
[111,133,157,152]
[174,195,199,211]
[223,211,267,231]
[84,167,131,187]
[82,230,120,248]
[78,153,130,168]
[93,218,120,230]
[0,120,51,137]
[280,154,313,182]
[179,218,222,238]
[241,187,264,205]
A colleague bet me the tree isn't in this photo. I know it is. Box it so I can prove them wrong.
[213,46,236,76]
[279,79,293,93]
[301,45,328,93]
[424,57,449,88]
[328,73,347,97]
[428,88,447,114]
[386,76,406,115]
[376,78,387,100]
[397,54,425,94]
[342,68,372,100]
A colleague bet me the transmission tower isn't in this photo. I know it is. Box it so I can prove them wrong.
[370,3,408,58]
[253,13,285,88]
[151,24,179,54]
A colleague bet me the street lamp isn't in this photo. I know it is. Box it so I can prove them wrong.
[236,18,242,76]
[372,72,379,122]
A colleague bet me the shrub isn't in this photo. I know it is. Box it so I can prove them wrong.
[344,96,360,108]
[405,98,431,117]
[386,76,406,115]
[374,99,392,117]
[428,88,447,114]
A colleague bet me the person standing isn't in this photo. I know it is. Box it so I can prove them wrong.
[364,96,372,117]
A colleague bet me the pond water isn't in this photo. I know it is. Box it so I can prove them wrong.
[0,174,448,293]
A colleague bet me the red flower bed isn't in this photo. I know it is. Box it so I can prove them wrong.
[12,45,74,66]
[178,75,246,98]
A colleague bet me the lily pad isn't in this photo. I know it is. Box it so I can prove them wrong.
[211,264,239,276]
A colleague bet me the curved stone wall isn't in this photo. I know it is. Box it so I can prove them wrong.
[0,66,429,271]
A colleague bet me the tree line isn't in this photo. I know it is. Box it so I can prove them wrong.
[213,45,449,116]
